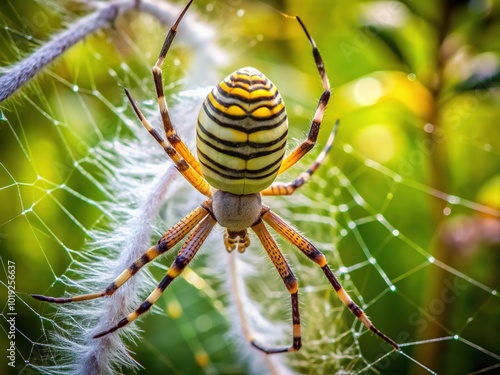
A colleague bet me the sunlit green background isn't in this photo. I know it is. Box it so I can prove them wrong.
[1,0,499,374]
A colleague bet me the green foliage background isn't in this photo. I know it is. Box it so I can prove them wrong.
[1,0,499,374]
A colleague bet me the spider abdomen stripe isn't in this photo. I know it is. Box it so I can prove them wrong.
[197,67,288,195]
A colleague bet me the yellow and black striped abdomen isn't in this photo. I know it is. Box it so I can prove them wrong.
[197,67,288,195]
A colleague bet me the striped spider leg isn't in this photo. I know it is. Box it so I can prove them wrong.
[31,0,215,336]
[31,201,213,308]
[253,206,401,352]
[274,14,331,176]
[148,0,203,177]
[252,15,400,351]
[32,0,400,354]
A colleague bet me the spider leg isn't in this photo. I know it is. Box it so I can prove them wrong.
[278,15,331,175]
[262,120,339,196]
[32,201,211,304]
[94,213,216,338]
[125,88,212,197]
[249,219,301,354]
[151,0,203,176]
[261,208,401,351]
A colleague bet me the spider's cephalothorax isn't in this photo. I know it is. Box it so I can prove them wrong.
[32,0,400,356]
[212,190,262,253]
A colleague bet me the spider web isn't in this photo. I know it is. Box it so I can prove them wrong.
[1,1,499,374]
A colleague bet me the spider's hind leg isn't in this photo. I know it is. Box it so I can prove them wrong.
[276,14,331,176]
[262,120,339,196]
[151,0,203,176]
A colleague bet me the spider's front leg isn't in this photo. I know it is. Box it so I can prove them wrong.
[93,213,216,338]
[249,219,302,354]
[32,202,211,304]
[262,208,401,351]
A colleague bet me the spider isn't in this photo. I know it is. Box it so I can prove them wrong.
[33,0,400,353]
